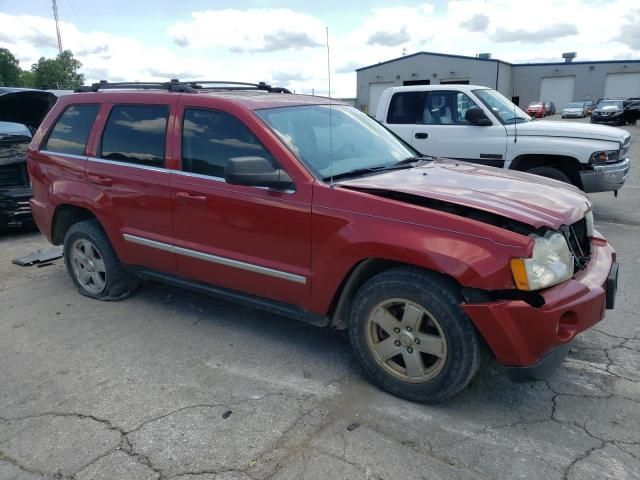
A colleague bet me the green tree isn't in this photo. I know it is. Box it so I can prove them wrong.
[19,70,35,88]
[0,48,22,86]
[31,50,84,89]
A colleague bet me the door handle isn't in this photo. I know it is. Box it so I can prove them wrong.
[414,132,428,139]
[87,174,113,186]
[176,191,207,202]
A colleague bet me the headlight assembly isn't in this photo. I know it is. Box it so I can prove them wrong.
[510,231,574,291]
[590,150,620,163]
[585,210,594,238]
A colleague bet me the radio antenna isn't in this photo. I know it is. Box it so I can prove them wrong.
[326,26,334,188]
[512,85,518,144]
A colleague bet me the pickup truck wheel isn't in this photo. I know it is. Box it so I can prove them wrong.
[349,267,480,403]
[64,219,138,301]
[526,166,572,184]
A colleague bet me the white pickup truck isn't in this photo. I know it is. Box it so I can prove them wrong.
[375,85,631,193]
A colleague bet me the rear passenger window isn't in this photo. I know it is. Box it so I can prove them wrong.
[100,105,168,167]
[182,109,275,179]
[387,92,424,124]
[43,105,99,155]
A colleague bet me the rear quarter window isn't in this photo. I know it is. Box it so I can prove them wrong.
[43,105,99,155]
[387,92,424,124]
[100,105,169,167]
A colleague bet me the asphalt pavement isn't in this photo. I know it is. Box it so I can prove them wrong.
[1,118,639,480]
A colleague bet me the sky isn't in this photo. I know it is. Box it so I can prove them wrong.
[1,0,639,97]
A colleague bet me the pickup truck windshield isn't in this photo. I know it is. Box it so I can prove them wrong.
[473,89,531,125]
[256,105,419,180]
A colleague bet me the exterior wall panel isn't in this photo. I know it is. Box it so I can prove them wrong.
[357,52,640,114]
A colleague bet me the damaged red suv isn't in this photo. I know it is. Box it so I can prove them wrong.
[27,80,618,402]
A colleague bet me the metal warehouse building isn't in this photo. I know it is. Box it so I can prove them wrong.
[356,51,640,115]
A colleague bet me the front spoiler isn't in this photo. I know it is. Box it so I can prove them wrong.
[504,342,572,382]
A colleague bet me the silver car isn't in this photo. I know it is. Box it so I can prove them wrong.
[562,102,587,118]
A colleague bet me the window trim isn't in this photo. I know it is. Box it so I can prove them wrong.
[180,107,280,183]
[98,103,170,168]
[40,104,100,155]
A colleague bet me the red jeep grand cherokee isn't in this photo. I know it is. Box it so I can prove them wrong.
[27,80,618,403]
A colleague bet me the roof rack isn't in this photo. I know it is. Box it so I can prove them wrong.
[74,79,291,94]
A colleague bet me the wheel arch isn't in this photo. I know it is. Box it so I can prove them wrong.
[51,203,99,245]
[509,154,584,189]
[329,258,464,329]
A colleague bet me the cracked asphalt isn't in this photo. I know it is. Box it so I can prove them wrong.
[1,121,639,480]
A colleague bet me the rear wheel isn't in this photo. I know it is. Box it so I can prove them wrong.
[349,267,480,403]
[526,166,572,184]
[64,219,138,300]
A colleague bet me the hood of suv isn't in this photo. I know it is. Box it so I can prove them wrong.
[0,88,58,130]
[337,159,590,230]
[506,119,628,143]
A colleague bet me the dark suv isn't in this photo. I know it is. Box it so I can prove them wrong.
[591,99,625,125]
[27,80,618,403]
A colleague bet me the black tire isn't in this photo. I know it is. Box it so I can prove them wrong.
[349,267,480,403]
[526,166,572,184]
[63,219,138,300]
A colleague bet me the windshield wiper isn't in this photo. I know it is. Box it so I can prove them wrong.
[391,156,431,167]
[324,157,430,181]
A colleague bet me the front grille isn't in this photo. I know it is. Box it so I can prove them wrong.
[621,137,631,158]
[0,162,29,188]
[563,218,590,272]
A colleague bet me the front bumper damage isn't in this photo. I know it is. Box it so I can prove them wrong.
[0,186,33,228]
[462,237,617,381]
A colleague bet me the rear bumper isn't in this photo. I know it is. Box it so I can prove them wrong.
[462,239,616,371]
[580,158,630,193]
[0,186,32,226]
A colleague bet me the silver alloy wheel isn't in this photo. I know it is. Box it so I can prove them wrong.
[365,298,448,383]
[69,238,107,294]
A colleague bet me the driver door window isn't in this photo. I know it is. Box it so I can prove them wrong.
[421,91,477,125]
[182,108,277,180]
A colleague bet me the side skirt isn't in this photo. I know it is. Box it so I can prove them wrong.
[130,267,331,328]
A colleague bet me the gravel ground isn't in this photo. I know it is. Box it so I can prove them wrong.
[0,120,639,480]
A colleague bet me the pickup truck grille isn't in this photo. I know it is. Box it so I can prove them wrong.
[621,137,631,158]
[563,218,590,272]
[0,162,29,188]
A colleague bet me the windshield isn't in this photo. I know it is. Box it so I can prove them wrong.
[0,121,31,138]
[474,89,531,124]
[256,105,418,180]
[598,101,623,109]
[566,102,583,108]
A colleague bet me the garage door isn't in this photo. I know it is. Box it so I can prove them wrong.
[604,73,640,98]
[368,82,393,115]
[540,76,575,109]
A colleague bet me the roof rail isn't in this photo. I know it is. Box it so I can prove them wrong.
[74,79,291,94]
[180,81,291,94]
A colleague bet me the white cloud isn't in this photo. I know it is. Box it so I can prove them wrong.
[167,9,325,53]
[0,2,639,98]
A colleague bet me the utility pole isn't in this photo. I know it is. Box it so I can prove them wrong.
[52,0,63,55]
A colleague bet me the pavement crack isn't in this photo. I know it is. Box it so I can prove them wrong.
[0,448,57,479]
[562,441,606,480]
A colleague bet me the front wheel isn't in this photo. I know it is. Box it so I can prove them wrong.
[349,267,480,403]
[526,166,572,184]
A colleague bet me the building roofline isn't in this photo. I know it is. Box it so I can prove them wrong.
[355,51,511,72]
[355,51,640,73]
[512,59,640,67]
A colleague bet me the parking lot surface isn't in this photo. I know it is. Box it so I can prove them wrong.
[1,120,639,480]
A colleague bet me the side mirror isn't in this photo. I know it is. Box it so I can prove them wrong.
[225,156,294,191]
[465,107,492,126]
